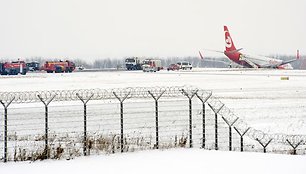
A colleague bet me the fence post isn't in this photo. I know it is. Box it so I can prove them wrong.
[38,94,56,159]
[0,98,15,163]
[195,92,212,149]
[181,89,198,148]
[286,139,302,155]
[234,127,250,152]
[148,90,165,149]
[222,117,239,151]
[113,92,130,153]
[76,93,94,156]
[256,138,273,153]
[208,103,224,150]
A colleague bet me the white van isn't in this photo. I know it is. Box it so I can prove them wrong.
[177,61,192,70]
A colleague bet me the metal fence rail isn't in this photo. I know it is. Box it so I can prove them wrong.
[0,86,305,162]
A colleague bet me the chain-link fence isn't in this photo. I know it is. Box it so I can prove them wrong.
[0,86,305,162]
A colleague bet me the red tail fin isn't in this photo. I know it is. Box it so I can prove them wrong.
[224,26,237,52]
[297,50,300,59]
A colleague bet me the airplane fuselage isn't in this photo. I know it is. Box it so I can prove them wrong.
[224,51,285,68]
[242,54,283,68]
[224,51,252,68]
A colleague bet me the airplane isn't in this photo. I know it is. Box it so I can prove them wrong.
[199,26,300,69]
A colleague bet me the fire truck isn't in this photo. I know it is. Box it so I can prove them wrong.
[142,59,162,72]
[42,60,76,73]
[0,61,27,75]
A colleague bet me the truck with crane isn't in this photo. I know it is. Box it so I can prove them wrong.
[125,57,143,70]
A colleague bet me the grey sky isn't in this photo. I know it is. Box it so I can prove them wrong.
[0,0,305,60]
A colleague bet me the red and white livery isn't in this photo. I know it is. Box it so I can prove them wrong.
[200,26,299,69]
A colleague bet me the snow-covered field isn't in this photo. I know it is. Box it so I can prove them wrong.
[1,68,306,172]
[1,68,306,134]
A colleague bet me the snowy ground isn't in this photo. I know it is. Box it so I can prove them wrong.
[1,68,306,92]
[1,68,306,134]
[1,68,306,171]
[1,148,306,174]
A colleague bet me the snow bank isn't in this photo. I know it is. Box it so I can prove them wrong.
[1,149,306,174]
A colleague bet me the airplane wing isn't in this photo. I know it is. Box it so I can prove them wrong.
[280,58,299,66]
[198,49,224,60]
[277,50,300,66]
[201,48,243,54]
[202,49,224,53]
[199,48,242,59]
[278,59,298,66]
[199,48,247,67]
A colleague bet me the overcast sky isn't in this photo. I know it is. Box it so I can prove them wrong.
[0,0,305,60]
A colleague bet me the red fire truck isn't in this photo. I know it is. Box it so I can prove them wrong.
[142,59,162,72]
[0,61,27,75]
[42,60,76,73]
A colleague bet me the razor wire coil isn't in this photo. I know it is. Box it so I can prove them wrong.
[0,85,305,148]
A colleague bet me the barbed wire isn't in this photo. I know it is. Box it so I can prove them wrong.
[0,85,305,149]
[207,96,306,146]
[0,86,202,103]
